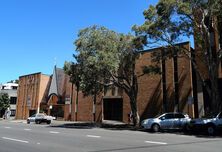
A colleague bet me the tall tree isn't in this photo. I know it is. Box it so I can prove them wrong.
[73,25,159,126]
[64,61,81,121]
[133,0,222,115]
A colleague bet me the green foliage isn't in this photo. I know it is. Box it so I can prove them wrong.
[75,25,122,73]
[64,61,81,88]
[74,25,123,96]
[132,0,193,47]
[0,93,10,111]
[134,0,222,113]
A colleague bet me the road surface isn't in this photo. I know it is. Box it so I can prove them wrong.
[0,120,221,152]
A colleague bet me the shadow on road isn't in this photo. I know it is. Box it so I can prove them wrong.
[48,122,97,129]
[46,121,222,138]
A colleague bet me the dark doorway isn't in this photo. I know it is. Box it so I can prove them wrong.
[103,98,123,121]
[29,110,36,116]
[50,106,64,118]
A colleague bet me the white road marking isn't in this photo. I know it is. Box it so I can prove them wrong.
[4,127,11,129]
[37,142,40,145]
[49,131,59,134]
[86,135,101,138]
[145,140,167,145]
[2,137,29,144]
[24,128,31,131]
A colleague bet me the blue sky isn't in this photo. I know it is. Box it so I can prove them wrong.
[0,0,158,83]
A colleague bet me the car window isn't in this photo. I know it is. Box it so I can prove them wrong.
[161,114,174,119]
[36,114,44,117]
[31,114,36,117]
[175,113,185,118]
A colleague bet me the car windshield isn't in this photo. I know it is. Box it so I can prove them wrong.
[154,114,164,118]
[202,113,218,118]
[31,114,36,117]
[36,113,45,117]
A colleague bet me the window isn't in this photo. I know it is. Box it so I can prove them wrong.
[12,86,17,90]
[10,110,16,116]
[175,113,185,118]
[10,97,17,104]
[161,114,174,119]
[218,16,222,49]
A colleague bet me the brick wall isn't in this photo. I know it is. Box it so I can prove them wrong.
[16,73,50,119]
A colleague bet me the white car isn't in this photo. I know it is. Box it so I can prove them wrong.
[27,113,56,124]
[141,112,191,132]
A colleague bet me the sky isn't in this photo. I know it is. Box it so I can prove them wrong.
[0,0,158,83]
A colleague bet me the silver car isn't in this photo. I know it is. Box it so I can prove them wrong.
[27,113,56,124]
[141,112,191,132]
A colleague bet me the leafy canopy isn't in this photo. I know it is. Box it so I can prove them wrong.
[0,93,10,111]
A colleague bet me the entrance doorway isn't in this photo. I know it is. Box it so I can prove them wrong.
[50,105,64,119]
[29,110,36,116]
[103,98,123,121]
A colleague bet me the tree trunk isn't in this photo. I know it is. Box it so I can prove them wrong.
[204,14,221,114]
[208,61,220,113]
[93,94,96,122]
[129,93,140,127]
[75,85,79,121]
[70,83,74,120]
[129,74,140,127]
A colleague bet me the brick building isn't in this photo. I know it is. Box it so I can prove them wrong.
[69,41,195,123]
[16,42,195,122]
[40,67,72,120]
[16,73,51,119]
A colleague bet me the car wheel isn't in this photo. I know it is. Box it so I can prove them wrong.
[207,125,215,135]
[47,120,51,124]
[35,120,41,124]
[152,124,160,132]
[183,124,190,132]
[27,120,30,124]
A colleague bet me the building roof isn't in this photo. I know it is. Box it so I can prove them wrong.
[48,66,66,97]
[140,41,191,53]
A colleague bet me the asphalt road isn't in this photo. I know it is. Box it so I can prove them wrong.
[0,120,222,152]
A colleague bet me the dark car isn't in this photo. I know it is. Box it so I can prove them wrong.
[141,112,191,132]
[189,112,222,135]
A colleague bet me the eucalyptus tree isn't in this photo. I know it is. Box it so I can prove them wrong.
[72,25,159,126]
[133,0,222,114]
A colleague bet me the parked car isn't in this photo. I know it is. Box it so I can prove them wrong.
[27,113,56,124]
[141,112,191,132]
[188,112,222,135]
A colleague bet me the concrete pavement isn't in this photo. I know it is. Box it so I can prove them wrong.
[1,120,222,152]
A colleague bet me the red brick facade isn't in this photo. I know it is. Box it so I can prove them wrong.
[16,73,50,119]
[16,42,195,122]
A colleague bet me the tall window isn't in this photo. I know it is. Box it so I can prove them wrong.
[12,86,17,90]
[218,16,222,49]
[10,97,17,105]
